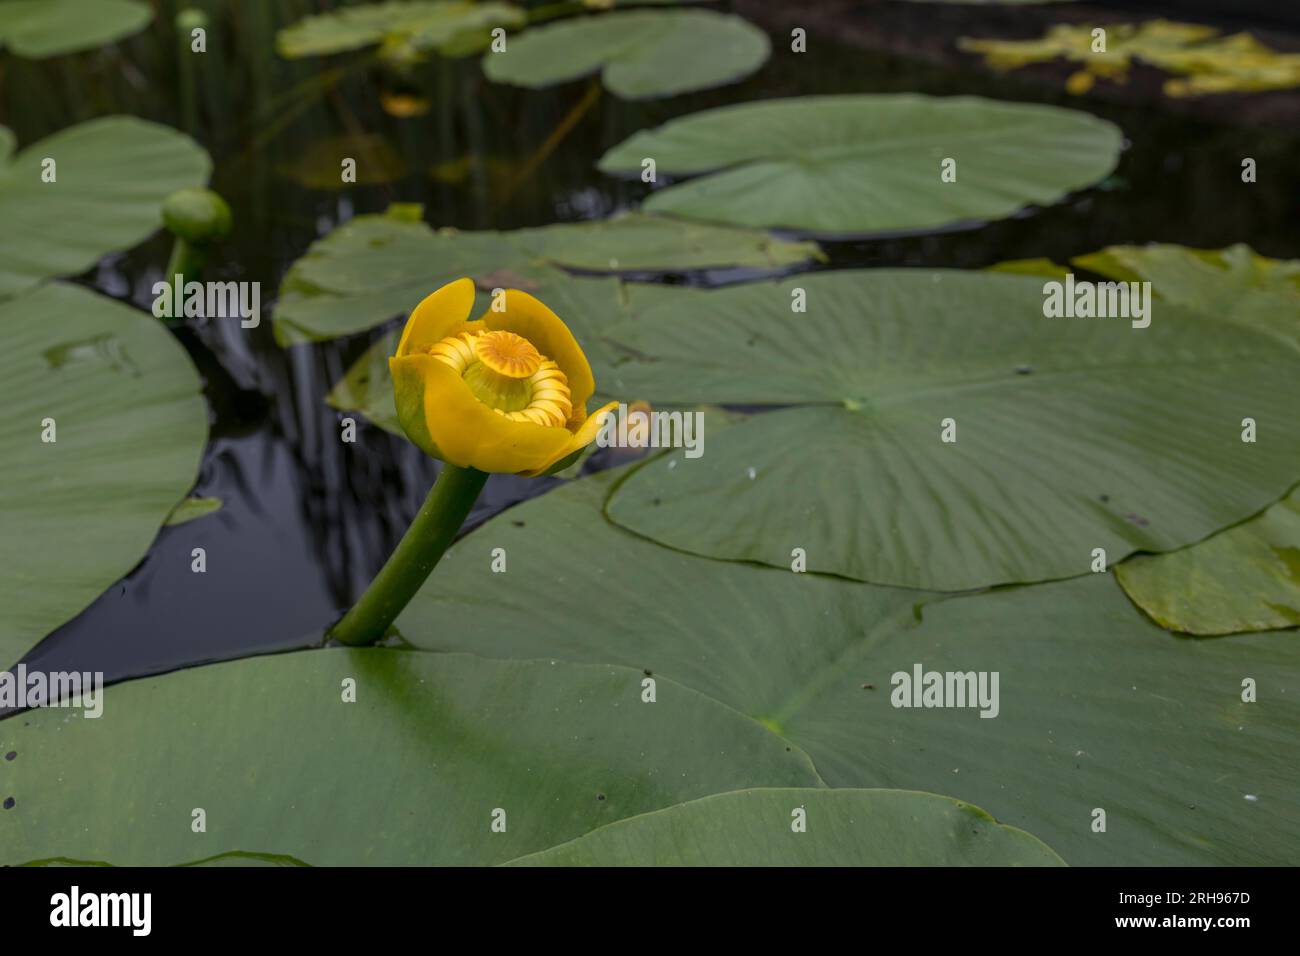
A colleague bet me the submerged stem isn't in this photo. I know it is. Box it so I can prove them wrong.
[330,464,488,646]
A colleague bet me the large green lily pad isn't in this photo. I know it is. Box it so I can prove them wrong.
[598,94,1122,234]
[276,1,525,60]
[482,9,769,99]
[0,0,151,58]
[0,117,211,299]
[398,471,1300,866]
[273,208,816,345]
[0,283,208,667]
[511,788,1064,866]
[1116,487,1300,636]
[1,648,824,865]
[598,269,1300,590]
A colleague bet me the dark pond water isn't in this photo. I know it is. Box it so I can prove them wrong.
[4,1,1299,687]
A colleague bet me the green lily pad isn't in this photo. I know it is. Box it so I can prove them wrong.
[1116,487,1300,635]
[274,211,514,345]
[1075,243,1300,350]
[597,94,1122,234]
[512,213,821,273]
[598,269,1300,590]
[0,117,211,299]
[1077,244,1300,635]
[398,471,1300,866]
[482,9,769,99]
[511,788,1065,866]
[995,244,1300,347]
[0,0,151,58]
[327,331,404,434]
[276,1,525,60]
[164,496,223,527]
[273,208,817,345]
[0,649,823,865]
[0,283,207,667]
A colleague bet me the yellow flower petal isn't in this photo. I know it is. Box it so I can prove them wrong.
[396,277,477,357]
[390,354,443,460]
[518,400,619,478]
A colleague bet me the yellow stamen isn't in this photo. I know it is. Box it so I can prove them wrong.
[428,330,573,428]
[473,330,541,378]
[429,332,477,373]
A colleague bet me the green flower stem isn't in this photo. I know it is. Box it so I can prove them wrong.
[330,464,488,647]
[165,237,206,285]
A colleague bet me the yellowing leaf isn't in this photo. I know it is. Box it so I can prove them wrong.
[961,19,1300,97]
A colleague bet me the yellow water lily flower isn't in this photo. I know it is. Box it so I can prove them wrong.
[390,277,618,476]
